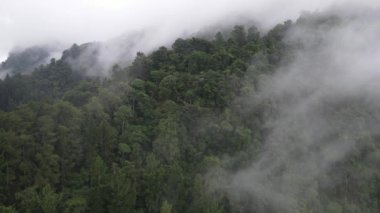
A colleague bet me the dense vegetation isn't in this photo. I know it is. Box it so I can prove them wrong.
[0,46,56,76]
[0,16,379,213]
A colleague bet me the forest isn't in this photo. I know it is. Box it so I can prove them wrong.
[0,13,379,213]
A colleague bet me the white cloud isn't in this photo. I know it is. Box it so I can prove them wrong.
[0,0,355,61]
[209,3,380,211]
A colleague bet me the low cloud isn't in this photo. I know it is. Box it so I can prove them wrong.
[210,3,380,212]
[0,0,351,62]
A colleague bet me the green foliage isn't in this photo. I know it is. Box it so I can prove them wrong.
[231,25,247,46]
[0,20,379,213]
[160,200,172,213]
[37,185,62,213]
[63,196,87,213]
[0,206,17,213]
[326,202,343,213]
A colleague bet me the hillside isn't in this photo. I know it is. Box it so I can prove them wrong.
[0,13,379,213]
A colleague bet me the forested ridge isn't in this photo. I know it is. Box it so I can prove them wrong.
[0,15,379,213]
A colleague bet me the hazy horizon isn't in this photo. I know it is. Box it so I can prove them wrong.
[1,0,368,62]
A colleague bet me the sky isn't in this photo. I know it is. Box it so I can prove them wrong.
[1,0,379,62]
[0,0,354,62]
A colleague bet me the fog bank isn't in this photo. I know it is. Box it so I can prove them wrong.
[0,0,349,62]
[210,4,380,212]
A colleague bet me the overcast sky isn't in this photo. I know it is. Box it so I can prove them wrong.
[0,0,378,61]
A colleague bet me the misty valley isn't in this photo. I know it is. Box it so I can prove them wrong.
[1,8,380,213]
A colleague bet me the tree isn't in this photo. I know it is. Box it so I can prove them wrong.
[129,52,151,80]
[0,206,17,213]
[63,196,87,213]
[89,155,107,187]
[231,25,247,46]
[153,117,180,163]
[214,32,225,47]
[160,200,172,213]
[247,25,260,42]
[37,185,62,213]
[107,163,137,212]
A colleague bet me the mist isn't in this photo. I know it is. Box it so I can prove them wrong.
[0,0,347,66]
[1,0,380,212]
[208,3,380,212]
